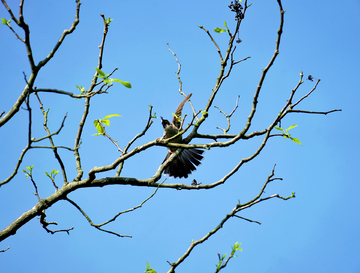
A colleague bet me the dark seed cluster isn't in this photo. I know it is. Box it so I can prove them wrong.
[229,0,244,20]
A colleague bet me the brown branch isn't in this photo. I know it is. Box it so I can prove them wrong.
[233,215,261,225]
[39,211,74,235]
[166,165,293,273]
[73,14,112,182]
[28,173,40,201]
[198,26,223,62]
[291,78,320,108]
[167,43,182,93]
[73,97,89,181]
[32,112,68,142]
[116,105,154,176]
[35,93,68,185]
[64,182,163,238]
[215,95,240,134]
[32,88,90,98]
[167,44,198,121]
[96,121,124,153]
[37,0,81,69]
[3,19,25,42]
[191,3,247,139]
[239,0,285,137]
[0,144,31,187]
[233,55,251,65]
[0,0,81,128]
[287,109,342,115]
[0,245,10,253]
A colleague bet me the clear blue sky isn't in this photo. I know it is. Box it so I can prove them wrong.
[1,1,359,272]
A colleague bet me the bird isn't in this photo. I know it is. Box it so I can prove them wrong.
[161,93,204,178]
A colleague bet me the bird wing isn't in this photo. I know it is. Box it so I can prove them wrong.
[172,93,192,128]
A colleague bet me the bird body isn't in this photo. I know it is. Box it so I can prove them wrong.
[161,94,204,178]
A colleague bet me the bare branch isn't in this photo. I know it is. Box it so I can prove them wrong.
[37,0,81,69]
[96,121,124,153]
[234,215,261,225]
[215,95,240,134]
[28,173,40,201]
[64,181,164,238]
[239,0,285,137]
[198,26,223,62]
[0,245,10,253]
[167,43,182,93]
[166,165,293,273]
[39,211,74,235]
[291,78,320,108]
[117,106,154,176]
[0,0,81,127]
[288,109,342,115]
[0,144,31,187]
[32,112,68,142]
[35,93,68,185]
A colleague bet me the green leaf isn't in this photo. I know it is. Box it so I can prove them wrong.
[112,79,132,88]
[103,114,121,119]
[94,120,104,134]
[1,18,7,25]
[232,242,242,252]
[274,126,284,132]
[290,137,302,145]
[105,17,113,25]
[101,118,110,126]
[94,68,106,78]
[224,20,228,29]
[76,85,85,92]
[145,262,157,273]
[214,27,226,33]
[287,124,298,130]
[103,78,112,84]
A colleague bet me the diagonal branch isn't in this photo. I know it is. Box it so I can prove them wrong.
[116,105,154,176]
[34,93,68,185]
[240,0,285,137]
[166,165,293,273]
[0,0,81,128]
[65,181,164,238]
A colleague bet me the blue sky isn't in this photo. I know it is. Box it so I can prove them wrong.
[0,0,359,272]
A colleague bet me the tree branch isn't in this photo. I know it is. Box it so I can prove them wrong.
[166,165,293,272]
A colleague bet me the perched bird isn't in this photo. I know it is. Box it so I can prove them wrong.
[161,93,204,178]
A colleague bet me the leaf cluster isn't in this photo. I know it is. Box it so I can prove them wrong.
[95,68,131,88]
[274,125,302,145]
[93,114,121,136]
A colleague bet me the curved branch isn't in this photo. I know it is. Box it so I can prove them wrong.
[37,0,81,69]
[240,0,285,136]
[0,0,81,128]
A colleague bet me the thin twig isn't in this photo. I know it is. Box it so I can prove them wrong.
[215,95,240,134]
[39,211,74,235]
[65,181,164,238]
[34,93,68,185]
[0,245,10,253]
